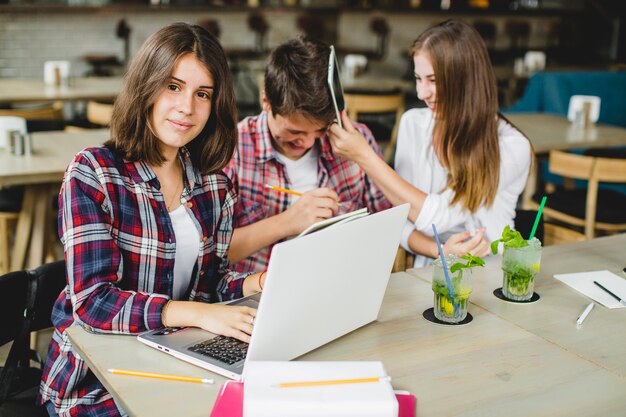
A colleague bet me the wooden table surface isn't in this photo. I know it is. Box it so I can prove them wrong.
[0,129,109,270]
[0,77,122,104]
[505,113,626,154]
[0,129,109,188]
[67,234,626,417]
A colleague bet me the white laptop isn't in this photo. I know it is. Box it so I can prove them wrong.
[137,204,409,380]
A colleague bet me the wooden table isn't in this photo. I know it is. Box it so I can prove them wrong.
[0,77,122,105]
[407,233,626,379]
[0,129,109,270]
[343,76,414,94]
[504,113,626,207]
[66,234,626,417]
[505,113,626,153]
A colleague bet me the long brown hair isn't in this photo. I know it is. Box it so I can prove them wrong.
[106,22,237,174]
[411,20,502,212]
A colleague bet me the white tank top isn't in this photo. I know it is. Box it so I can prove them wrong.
[168,204,200,300]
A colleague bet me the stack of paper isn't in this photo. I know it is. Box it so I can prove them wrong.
[243,361,398,417]
[553,270,626,309]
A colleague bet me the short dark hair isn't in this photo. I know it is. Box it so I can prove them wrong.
[264,35,335,124]
[106,22,237,174]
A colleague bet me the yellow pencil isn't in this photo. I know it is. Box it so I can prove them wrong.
[278,376,390,388]
[107,368,213,384]
[265,184,345,206]
[265,184,303,197]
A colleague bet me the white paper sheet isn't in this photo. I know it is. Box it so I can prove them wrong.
[553,270,626,309]
[243,361,397,417]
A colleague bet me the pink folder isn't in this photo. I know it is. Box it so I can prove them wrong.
[210,381,416,417]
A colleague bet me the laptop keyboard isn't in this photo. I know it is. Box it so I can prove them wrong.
[188,335,249,365]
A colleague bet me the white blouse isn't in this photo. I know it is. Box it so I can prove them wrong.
[395,108,531,267]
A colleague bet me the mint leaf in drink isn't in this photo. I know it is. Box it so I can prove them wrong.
[449,253,485,273]
[491,225,528,254]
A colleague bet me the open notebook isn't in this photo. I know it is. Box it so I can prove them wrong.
[297,207,369,237]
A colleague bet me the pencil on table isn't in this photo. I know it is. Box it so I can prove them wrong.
[107,368,213,384]
[278,376,391,388]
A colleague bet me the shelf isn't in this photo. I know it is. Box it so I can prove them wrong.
[0,1,585,16]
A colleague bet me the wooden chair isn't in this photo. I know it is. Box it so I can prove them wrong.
[0,102,63,121]
[543,223,585,246]
[86,100,114,127]
[529,150,626,240]
[0,261,65,415]
[391,246,414,273]
[344,91,405,164]
[0,212,19,275]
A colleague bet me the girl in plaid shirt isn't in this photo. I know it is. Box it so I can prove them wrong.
[39,23,264,417]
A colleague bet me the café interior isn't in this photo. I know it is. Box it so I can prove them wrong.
[0,0,625,416]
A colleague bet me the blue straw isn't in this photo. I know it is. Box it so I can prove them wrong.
[431,224,456,307]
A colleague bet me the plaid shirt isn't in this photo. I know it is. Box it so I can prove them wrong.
[39,145,248,417]
[223,111,391,273]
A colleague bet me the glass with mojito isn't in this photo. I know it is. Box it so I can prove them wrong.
[501,238,542,301]
[432,254,477,323]
[492,226,542,301]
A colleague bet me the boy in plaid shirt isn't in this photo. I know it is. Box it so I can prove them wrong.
[223,36,391,273]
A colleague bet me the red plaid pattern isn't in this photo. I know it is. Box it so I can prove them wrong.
[39,145,248,416]
[223,112,391,272]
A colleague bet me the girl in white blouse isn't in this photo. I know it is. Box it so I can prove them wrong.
[330,20,531,267]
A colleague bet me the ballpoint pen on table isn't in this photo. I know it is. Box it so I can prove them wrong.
[576,302,594,326]
[107,368,213,384]
[593,281,626,306]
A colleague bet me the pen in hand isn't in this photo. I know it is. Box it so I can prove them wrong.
[576,302,594,327]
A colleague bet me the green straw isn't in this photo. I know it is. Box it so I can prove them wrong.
[528,196,547,240]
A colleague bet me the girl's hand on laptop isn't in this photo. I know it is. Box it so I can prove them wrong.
[164,301,257,343]
[195,304,257,343]
[328,111,376,165]
[282,188,339,235]
[443,228,490,258]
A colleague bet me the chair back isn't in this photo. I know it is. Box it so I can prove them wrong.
[548,150,595,180]
[546,150,626,239]
[593,156,626,183]
[344,91,404,163]
[86,100,114,127]
[0,261,66,348]
[0,270,30,348]
[0,102,63,121]
[0,261,66,406]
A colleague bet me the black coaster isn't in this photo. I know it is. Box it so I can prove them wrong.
[493,288,540,303]
[422,307,473,326]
